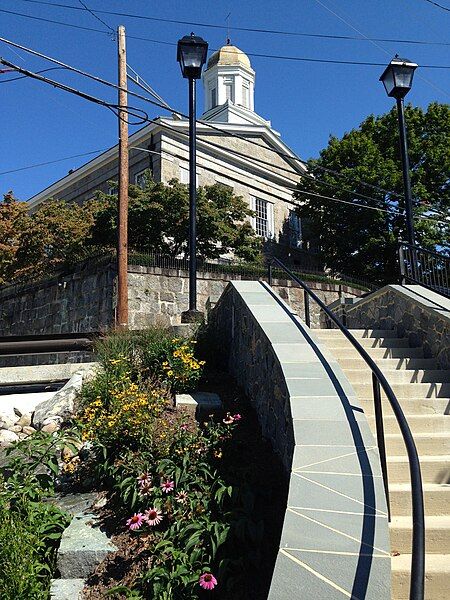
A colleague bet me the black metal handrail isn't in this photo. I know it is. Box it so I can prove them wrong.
[399,242,450,298]
[268,257,425,600]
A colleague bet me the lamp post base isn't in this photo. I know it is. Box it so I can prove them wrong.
[181,309,204,324]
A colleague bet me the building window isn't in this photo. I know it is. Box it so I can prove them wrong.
[224,76,235,103]
[211,87,217,108]
[242,82,250,108]
[252,197,274,238]
[108,185,118,196]
[288,210,302,247]
[134,170,148,189]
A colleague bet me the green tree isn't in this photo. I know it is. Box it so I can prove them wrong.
[0,195,98,284]
[91,177,261,262]
[295,102,449,284]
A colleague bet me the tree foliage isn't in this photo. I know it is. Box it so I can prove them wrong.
[295,102,449,283]
[0,178,261,284]
[90,177,261,261]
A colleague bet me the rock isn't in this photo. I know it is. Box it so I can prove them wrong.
[13,407,23,418]
[0,413,18,429]
[57,513,117,578]
[175,392,222,418]
[22,426,36,436]
[42,416,63,426]
[33,371,85,429]
[10,425,23,434]
[50,578,85,600]
[42,421,60,434]
[0,429,19,447]
[17,413,32,427]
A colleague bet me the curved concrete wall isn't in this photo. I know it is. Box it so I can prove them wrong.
[208,280,391,599]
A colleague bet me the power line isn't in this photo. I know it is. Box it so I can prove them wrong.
[0,65,66,82]
[0,148,109,175]
[1,7,450,69]
[0,34,430,202]
[2,60,445,226]
[77,0,115,37]
[423,0,450,12]
[16,0,450,46]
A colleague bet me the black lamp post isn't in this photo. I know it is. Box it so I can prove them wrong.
[380,56,418,247]
[177,33,208,323]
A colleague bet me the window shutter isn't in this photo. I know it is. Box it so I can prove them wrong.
[268,202,275,238]
[250,196,256,230]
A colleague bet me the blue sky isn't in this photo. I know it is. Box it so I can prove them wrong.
[1,0,449,200]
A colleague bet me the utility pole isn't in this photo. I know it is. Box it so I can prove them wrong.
[117,25,128,328]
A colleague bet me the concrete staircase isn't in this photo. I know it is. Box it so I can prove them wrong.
[316,328,450,600]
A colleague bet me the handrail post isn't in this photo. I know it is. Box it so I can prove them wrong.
[372,373,391,521]
[304,289,310,327]
[399,243,407,285]
[268,263,273,286]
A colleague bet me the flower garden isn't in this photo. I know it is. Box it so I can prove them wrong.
[0,327,287,599]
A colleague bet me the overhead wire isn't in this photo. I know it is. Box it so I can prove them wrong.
[0,148,109,175]
[0,33,440,204]
[77,0,115,38]
[312,0,450,99]
[0,65,66,82]
[15,0,450,46]
[423,0,450,12]
[1,7,450,69]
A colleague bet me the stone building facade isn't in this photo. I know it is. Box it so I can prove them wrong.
[27,44,307,254]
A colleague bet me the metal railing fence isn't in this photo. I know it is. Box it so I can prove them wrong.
[268,256,425,600]
[399,242,449,298]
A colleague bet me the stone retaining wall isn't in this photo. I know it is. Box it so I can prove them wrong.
[345,284,450,369]
[0,261,364,335]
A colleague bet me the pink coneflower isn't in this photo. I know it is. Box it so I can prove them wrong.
[144,507,163,526]
[160,479,175,493]
[126,513,144,531]
[180,423,189,431]
[199,572,218,590]
[232,413,242,421]
[223,412,234,425]
[139,481,154,496]
[137,472,152,487]
[175,490,188,504]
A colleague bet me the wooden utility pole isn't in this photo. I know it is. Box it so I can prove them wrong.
[117,25,129,328]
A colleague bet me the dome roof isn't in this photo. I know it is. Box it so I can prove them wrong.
[206,44,251,70]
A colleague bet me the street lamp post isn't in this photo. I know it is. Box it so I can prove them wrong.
[380,56,418,247]
[177,33,208,323]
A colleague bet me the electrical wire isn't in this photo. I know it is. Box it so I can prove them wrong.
[0,65,66,82]
[0,34,438,203]
[423,0,450,12]
[77,0,115,37]
[0,148,109,175]
[15,0,450,46]
[1,7,450,69]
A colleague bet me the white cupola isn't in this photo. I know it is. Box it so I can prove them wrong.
[202,42,255,114]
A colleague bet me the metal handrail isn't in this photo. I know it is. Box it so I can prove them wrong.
[399,242,450,298]
[268,257,425,600]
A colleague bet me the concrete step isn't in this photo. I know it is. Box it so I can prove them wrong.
[391,553,449,600]
[359,397,450,416]
[387,456,450,484]
[389,483,450,516]
[0,362,96,385]
[345,369,450,385]
[324,347,425,360]
[367,414,450,435]
[317,328,398,338]
[385,433,450,456]
[352,381,450,399]
[390,515,450,554]
[337,357,438,371]
[318,336,411,349]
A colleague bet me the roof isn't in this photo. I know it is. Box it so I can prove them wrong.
[206,44,251,70]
